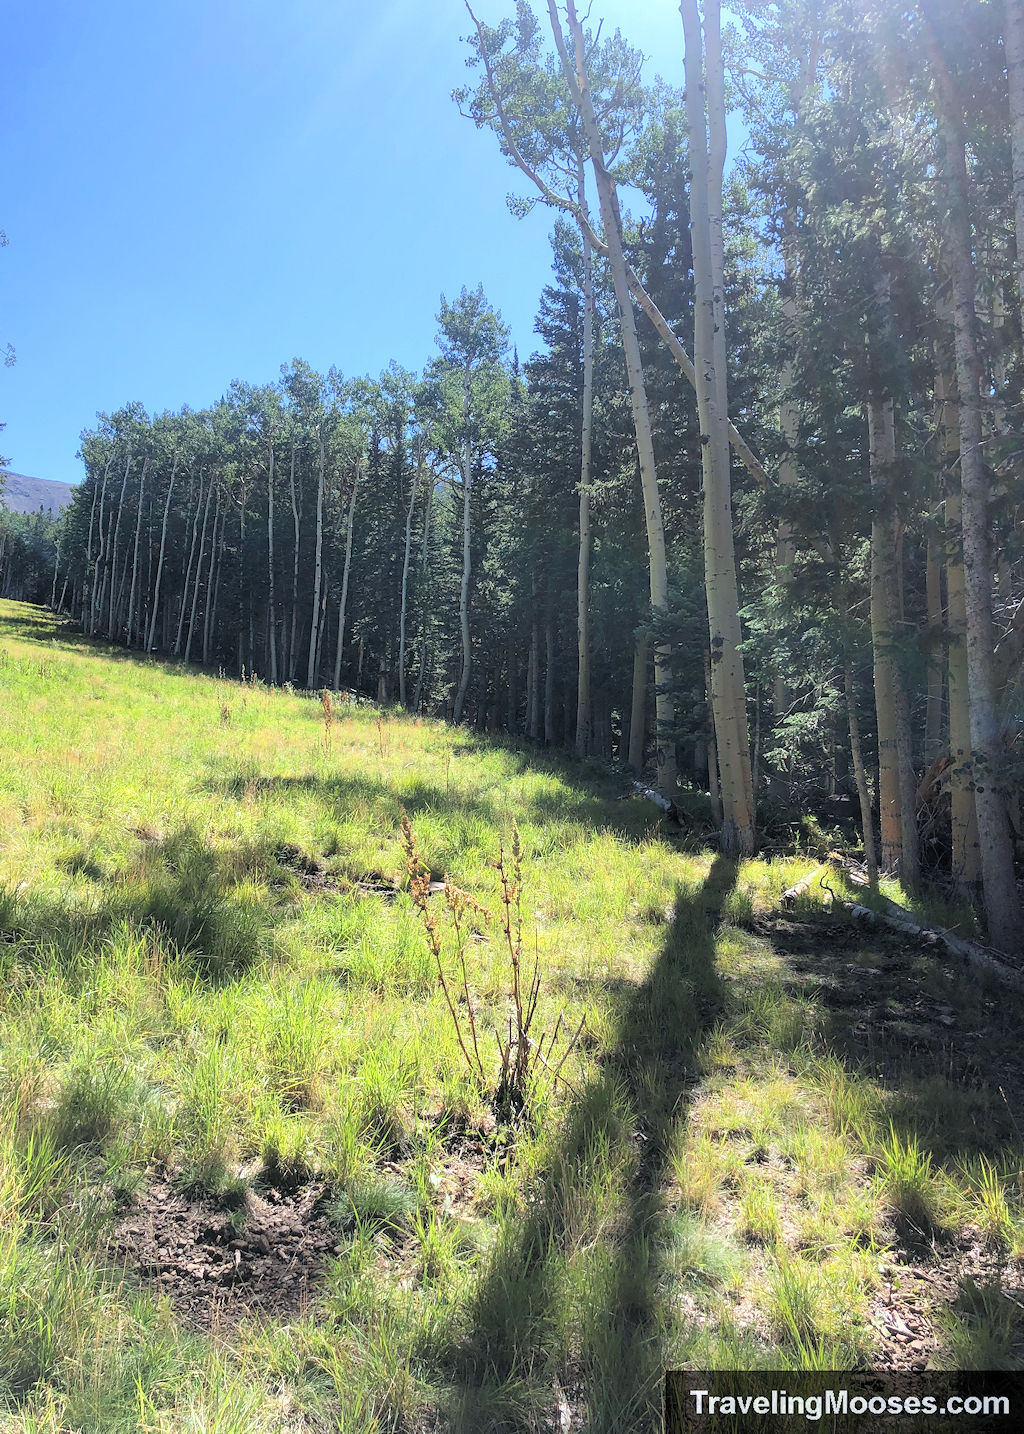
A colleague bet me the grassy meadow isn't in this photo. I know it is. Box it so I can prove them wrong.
[1,598,1023,1432]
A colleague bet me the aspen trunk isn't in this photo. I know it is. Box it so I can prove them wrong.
[867,394,919,891]
[683,0,755,853]
[267,437,278,685]
[184,474,213,664]
[705,649,724,829]
[126,457,149,647]
[1008,0,1024,339]
[333,460,360,690]
[288,443,300,682]
[105,456,132,637]
[526,612,539,740]
[552,0,677,799]
[544,615,555,745]
[202,490,220,667]
[413,481,433,713]
[772,101,811,715]
[176,470,205,655]
[210,511,225,665]
[453,439,473,725]
[85,457,108,634]
[574,158,595,759]
[148,454,179,651]
[506,629,518,733]
[836,583,879,885]
[931,49,1023,950]
[399,443,422,707]
[94,479,111,630]
[306,428,325,688]
[628,635,647,772]
[925,533,944,762]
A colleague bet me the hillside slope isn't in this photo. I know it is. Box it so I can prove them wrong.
[0,600,1022,1432]
[0,470,76,514]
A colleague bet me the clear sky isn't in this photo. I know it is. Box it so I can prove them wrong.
[3,0,690,485]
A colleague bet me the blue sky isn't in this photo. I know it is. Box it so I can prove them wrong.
[3,0,690,485]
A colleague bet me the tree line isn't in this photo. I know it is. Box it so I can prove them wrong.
[24,0,1024,953]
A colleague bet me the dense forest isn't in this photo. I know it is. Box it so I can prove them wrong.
[19,0,1024,952]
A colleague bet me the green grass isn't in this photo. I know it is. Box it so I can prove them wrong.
[1,599,1023,1431]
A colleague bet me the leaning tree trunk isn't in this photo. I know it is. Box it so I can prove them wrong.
[553,0,678,800]
[931,43,1023,951]
[683,0,755,853]
[399,443,422,707]
[175,469,205,656]
[333,460,361,690]
[306,426,326,689]
[202,490,221,667]
[147,453,178,651]
[184,475,214,664]
[574,156,595,759]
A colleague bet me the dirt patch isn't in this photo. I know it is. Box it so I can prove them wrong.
[870,1232,1024,1370]
[112,1174,340,1326]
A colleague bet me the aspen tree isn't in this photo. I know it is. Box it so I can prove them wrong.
[574,154,595,759]
[682,0,756,853]
[333,458,360,691]
[305,423,326,688]
[927,29,1023,950]
[548,0,678,799]
[147,450,178,652]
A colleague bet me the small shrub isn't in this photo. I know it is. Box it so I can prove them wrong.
[332,1171,417,1233]
[876,1127,938,1233]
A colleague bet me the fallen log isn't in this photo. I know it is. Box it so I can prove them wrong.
[780,866,826,907]
[630,782,678,820]
[847,898,1024,993]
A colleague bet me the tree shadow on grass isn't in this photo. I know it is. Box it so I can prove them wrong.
[206,766,681,855]
[0,826,269,982]
[771,913,1024,1166]
[434,857,738,1434]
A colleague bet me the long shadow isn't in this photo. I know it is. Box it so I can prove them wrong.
[436,856,737,1433]
[770,913,1024,1163]
[769,911,1024,1363]
[206,766,679,855]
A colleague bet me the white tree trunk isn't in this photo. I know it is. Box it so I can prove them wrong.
[147,453,178,651]
[288,443,300,681]
[413,480,433,713]
[453,440,473,725]
[267,436,278,685]
[399,442,422,707]
[931,47,1023,951]
[574,159,595,759]
[553,0,677,799]
[306,427,325,689]
[1007,0,1024,339]
[682,0,755,853]
[333,459,360,690]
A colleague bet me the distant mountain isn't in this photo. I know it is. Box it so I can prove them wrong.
[0,471,76,515]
